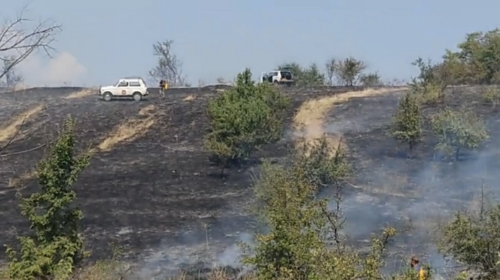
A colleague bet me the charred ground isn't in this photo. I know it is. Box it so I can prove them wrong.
[328,86,500,265]
[0,85,497,277]
[0,86,364,269]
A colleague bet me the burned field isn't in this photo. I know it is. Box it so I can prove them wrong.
[0,88,255,264]
[0,85,498,277]
[328,87,500,266]
[0,86,359,270]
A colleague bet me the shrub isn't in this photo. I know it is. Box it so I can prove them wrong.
[481,86,500,108]
[438,187,500,279]
[412,83,445,105]
[431,107,489,160]
[359,72,382,86]
[205,68,289,175]
[409,58,446,105]
[241,136,399,280]
[5,116,91,280]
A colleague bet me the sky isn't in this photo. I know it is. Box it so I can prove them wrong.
[0,0,498,87]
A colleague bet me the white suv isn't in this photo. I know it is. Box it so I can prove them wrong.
[260,71,294,85]
[99,77,149,101]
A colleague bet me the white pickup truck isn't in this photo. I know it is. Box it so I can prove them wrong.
[99,77,149,101]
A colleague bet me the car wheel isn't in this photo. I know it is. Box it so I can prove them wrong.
[103,92,112,101]
[132,92,142,101]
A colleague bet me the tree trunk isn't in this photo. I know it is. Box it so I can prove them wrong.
[407,141,413,158]
[454,146,460,160]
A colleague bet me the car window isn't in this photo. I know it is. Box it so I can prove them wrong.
[129,81,140,87]
[118,81,128,87]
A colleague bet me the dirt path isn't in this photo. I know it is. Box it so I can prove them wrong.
[292,87,407,152]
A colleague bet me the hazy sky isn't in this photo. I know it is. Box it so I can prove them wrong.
[0,0,498,86]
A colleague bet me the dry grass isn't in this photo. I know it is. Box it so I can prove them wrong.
[64,89,96,99]
[0,266,255,280]
[0,104,45,144]
[8,170,36,189]
[183,94,196,101]
[97,105,156,152]
[293,88,406,154]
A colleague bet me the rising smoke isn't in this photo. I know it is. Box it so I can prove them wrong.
[137,90,499,279]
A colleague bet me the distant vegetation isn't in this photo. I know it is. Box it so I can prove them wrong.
[3,3,500,278]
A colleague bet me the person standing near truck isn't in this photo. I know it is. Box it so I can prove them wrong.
[159,80,168,96]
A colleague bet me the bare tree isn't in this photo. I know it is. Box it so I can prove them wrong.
[1,55,24,89]
[148,40,187,87]
[0,5,61,82]
[334,57,367,86]
[325,58,337,86]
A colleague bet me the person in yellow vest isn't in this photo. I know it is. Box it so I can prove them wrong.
[159,80,169,96]
[410,256,427,280]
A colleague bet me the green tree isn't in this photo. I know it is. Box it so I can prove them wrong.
[205,68,289,175]
[301,63,326,86]
[325,58,371,86]
[411,58,441,88]
[242,137,397,280]
[334,57,367,86]
[359,72,382,86]
[442,29,500,84]
[391,93,422,155]
[430,56,464,86]
[6,116,91,280]
[431,107,489,160]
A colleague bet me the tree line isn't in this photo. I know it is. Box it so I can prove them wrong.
[148,43,385,87]
[148,29,500,89]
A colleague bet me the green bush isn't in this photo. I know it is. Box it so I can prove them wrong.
[442,29,500,84]
[205,68,289,174]
[438,187,500,279]
[359,72,382,86]
[241,136,400,280]
[5,116,91,280]
[481,86,500,108]
[431,107,489,160]
[409,58,446,105]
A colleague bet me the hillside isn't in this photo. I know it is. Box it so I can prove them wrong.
[0,86,372,270]
[0,85,498,279]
